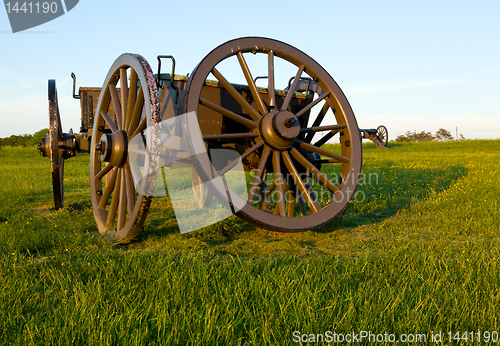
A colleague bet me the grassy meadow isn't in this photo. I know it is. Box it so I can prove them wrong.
[1,139,499,345]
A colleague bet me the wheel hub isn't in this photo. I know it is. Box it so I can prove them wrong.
[259,110,300,151]
[95,130,128,167]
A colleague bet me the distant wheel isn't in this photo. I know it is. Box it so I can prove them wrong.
[182,37,362,232]
[48,80,65,210]
[376,125,388,146]
[90,54,161,243]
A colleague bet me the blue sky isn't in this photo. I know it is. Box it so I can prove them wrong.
[1,0,499,140]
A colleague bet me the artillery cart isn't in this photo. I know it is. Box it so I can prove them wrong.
[38,37,389,243]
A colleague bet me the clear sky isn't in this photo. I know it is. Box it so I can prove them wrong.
[1,0,499,141]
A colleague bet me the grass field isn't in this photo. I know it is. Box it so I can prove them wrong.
[1,140,499,345]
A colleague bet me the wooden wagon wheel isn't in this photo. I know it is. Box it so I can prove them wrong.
[376,125,389,146]
[47,80,65,210]
[181,37,362,232]
[90,54,161,243]
[42,80,77,210]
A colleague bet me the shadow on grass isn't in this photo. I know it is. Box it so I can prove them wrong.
[362,141,403,150]
[130,163,467,254]
[336,163,468,229]
[65,200,93,214]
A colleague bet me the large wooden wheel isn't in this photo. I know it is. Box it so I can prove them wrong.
[90,54,161,243]
[181,37,362,232]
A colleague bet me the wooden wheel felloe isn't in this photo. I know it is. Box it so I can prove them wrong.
[181,37,362,232]
[37,80,76,210]
[90,54,160,243]
[48,80,65,210]
[376,125,389,146]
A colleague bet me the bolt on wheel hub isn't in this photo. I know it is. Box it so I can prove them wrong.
[259,110,300,151]
[96,130,128,167]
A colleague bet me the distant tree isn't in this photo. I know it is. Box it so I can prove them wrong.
[1,135,22,146]
[28,128,49,147]
[0,133,34,146]
[395,133,411,142]
[435,128,453,141]
[395,131,434,142]
[416,131,434,141]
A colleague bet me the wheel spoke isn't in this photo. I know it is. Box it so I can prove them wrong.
[127,87,145,136]
[126,69,138,131]
[109,84,123,130]
[98,168,118,209]
[55,102,63,140]
[285,180,295,217]
[203,132,259,140]
[95,162,114,180]
[303,176,321,211]
[212,67,262,123]
[125,163,135,215]
[237,52,267,116]
[200,98,257,130]
[301,123,347,133]
[281,65,304,111]
[296,140,351,163]
[101,111,118,133]
[297,192,308,216]
[268,51,276,109]
[272,151,286,216]
[323,96,338,119]
[313,158,342,164]
[259,177,272,212]
[282,151,319,213]
[247,145,271,203]
[295,91,331,118]
[290,148,340,193]
[117,168,127,230]
[130,117,147,140]
[107,169,121,227]
[218,139,264,176]
[304,102,330,143]
[120,68,129,130]
[314,131,339,148]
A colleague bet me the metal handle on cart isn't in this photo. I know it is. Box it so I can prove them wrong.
[157,55,176,89]
[157,55,178,103]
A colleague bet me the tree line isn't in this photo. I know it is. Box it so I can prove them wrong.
[395,128,463,142]
[0,129,48,147]
[0,127,464,146]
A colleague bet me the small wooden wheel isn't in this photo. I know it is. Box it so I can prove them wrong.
[90,54,161,243]
[182,37,362,232]
[43,80,76,210]
[376,125,389,146]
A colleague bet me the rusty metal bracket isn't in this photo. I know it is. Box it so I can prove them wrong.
[71,72,80,99]
[157,55,178,103]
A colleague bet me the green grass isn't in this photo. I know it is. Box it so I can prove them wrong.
[1,140,499,345]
